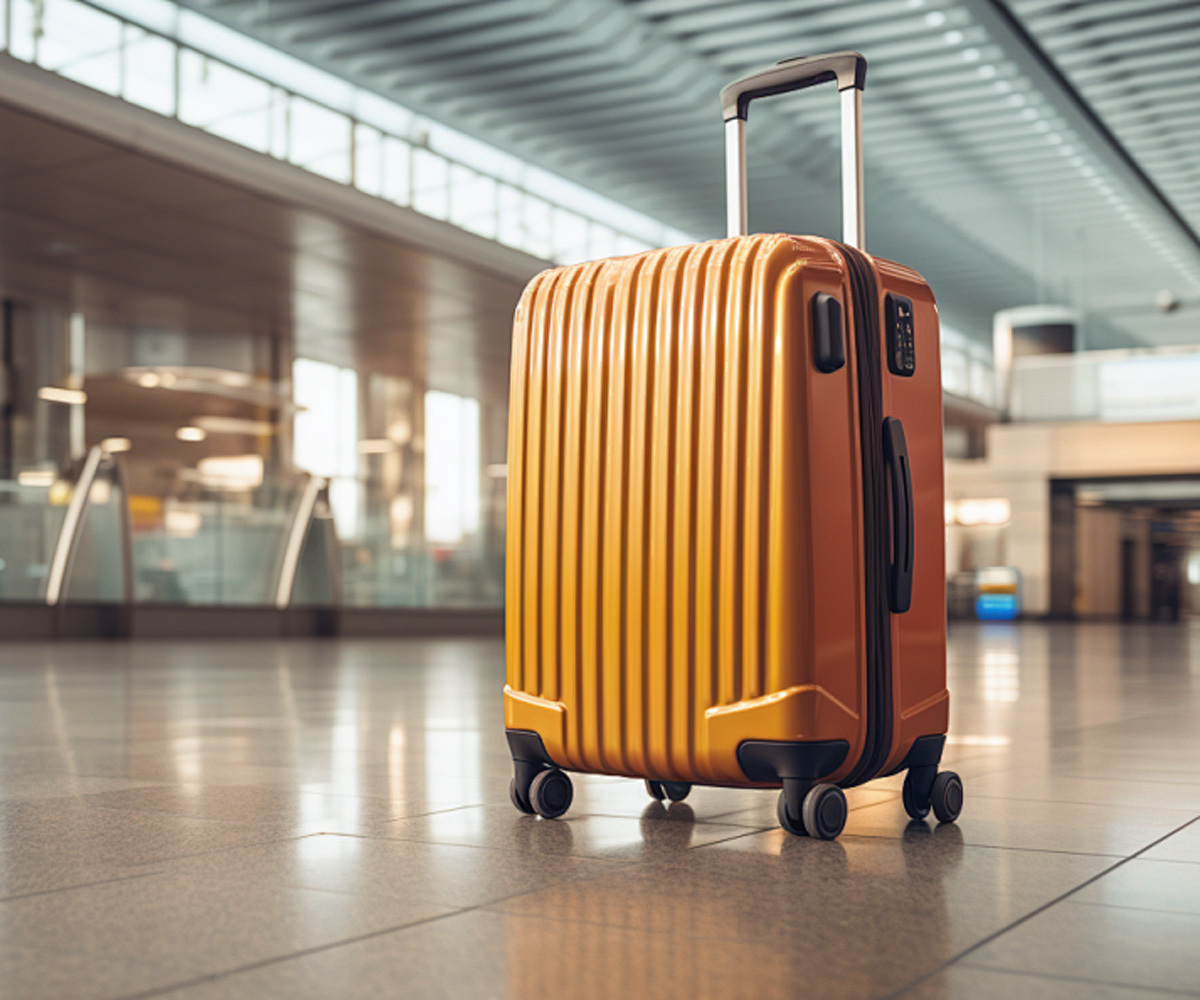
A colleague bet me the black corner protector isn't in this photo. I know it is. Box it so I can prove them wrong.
[883,734,946,777]
[737,739,849,783]
[505,729,557,766]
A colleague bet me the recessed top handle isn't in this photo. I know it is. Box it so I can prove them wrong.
[720,51,867,122]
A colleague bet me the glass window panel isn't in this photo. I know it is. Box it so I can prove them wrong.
[449,165,497,240]
[520,195,554,260]
[615,236,651,257]
[122,27,176,116]
[8,0,37,61]
[496,184,526,250]
[37,0,122,95]
[178,49,272,152]
[551,209,590,264]
[940,346,968,397]
[588,224,623,261]
[354,124,384,197]
[382,136,412,205]
[413,148,449,219]
[424,391,480,547]
[288,95,352,184]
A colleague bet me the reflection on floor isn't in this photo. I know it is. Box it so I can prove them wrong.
[2,623,1200,998]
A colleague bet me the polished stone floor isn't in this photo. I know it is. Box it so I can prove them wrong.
[3,622,1200,999]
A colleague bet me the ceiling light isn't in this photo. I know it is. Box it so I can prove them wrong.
[137,372,161,388]
[979,64,997,78]
[37,386,87,405]
[994,80,1012,93]
[17,469,56,487]
[951,498,1011,526]
[924,10,947,26]
[943,29,963,44]
[962,47,981,62]
[196,454,264,490]
[101,437,132,453]
[176,426,207,442]
[192,416,277,436]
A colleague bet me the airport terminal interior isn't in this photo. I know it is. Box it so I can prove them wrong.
[3,0,1200,997]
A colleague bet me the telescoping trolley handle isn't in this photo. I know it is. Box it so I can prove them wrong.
[720,52,867,247]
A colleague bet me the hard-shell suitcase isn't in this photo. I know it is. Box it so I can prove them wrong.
[503,52,962,839]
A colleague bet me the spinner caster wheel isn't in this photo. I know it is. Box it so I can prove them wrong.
[902,770,931,821]
[510,778,535,815]
[646,780,691,802]
[930,771,963,824]
[801,783,847,841]
[662,781,691,802]
[777,790,806,837]
[529,769,573,819]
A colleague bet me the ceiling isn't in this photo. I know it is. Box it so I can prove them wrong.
[176,0,1200,347]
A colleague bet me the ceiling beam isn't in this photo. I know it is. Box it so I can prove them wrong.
[960,0,1200,258]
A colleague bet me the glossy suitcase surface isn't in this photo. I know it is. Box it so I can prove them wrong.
[505,53,960,838]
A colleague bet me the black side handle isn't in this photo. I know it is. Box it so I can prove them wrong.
[883,417,914,613]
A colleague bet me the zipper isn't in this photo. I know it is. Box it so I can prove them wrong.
[837,243,893,787]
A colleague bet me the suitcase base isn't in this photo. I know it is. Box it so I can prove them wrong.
[505,728,962,840]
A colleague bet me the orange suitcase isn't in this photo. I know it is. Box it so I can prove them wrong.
[504,53,961,839]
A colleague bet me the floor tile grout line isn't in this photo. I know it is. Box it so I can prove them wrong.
[0,869,165,903]
[1057,897,1200,919]
[878,812,1200,1000]
[959,961,1200,998]
[111,852,665,1000]
[836,830,1129,860]
[107,906,482,1000]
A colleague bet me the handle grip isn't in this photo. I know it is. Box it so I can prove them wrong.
[720,52,867,123]
[883,416,914,614]
[721,52,867,247]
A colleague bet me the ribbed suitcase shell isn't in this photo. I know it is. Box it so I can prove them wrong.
[505,233,947,787]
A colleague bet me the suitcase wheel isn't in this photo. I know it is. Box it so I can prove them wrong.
[901,771,931,821]
[930,771,964,824]
[528,768,573,819]
[509,778,535,815]
[903,767,964,825]
[645,780,691,803]
[776,791,805,837]
[802,784,847,840]
[777,784,847,840]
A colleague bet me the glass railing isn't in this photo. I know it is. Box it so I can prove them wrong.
[1,0,693,265]
[1010,345,1200,423]
[131,475,339,606]
[0,447,341,609]
[0,447,129,603]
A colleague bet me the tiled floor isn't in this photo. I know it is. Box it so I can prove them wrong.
[3,622,1200,999]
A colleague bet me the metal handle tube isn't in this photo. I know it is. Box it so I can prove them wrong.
[840,86,865,249]
[722,51,867,247]
[726,118,748,237]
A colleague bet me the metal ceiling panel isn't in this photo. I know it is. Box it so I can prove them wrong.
[177,0,1200,347]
